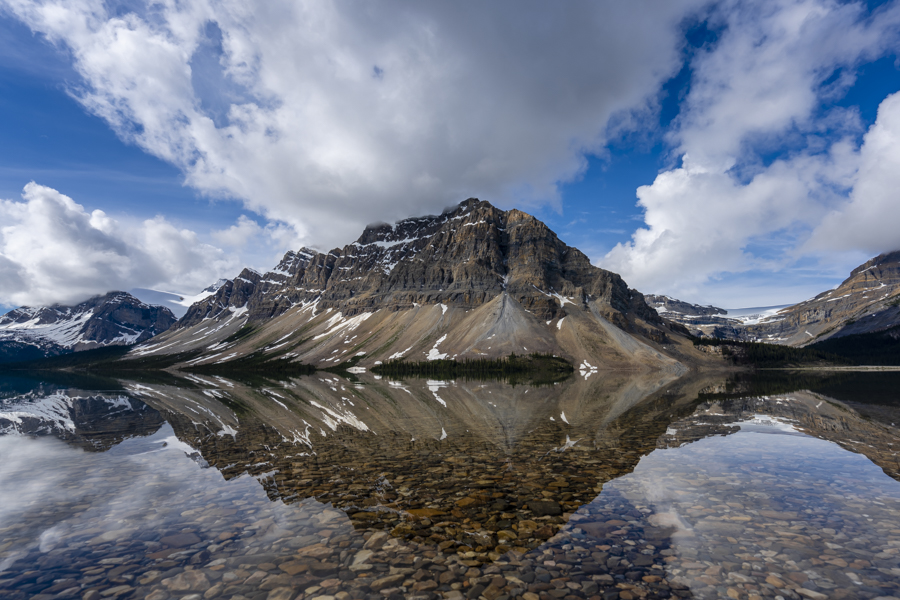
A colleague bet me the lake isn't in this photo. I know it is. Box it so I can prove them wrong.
[1,369,899,600]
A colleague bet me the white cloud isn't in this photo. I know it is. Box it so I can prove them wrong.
[603,0,900,301]
[807,91,900,254]
[4,0,899,309]
[212,215,263,248]
[0,182,240,306]
[212,214,304,255]
[0,0,707,249]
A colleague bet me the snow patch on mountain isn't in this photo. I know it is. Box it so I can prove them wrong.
[425,334,449,360]
[0,292,176,362]
[130,280,226,318]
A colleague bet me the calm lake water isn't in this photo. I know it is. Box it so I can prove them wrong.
[1,369,900,600]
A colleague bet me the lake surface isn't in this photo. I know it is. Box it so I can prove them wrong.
[1,369,900,600]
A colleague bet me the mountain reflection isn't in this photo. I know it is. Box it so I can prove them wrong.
[2,370,900,600]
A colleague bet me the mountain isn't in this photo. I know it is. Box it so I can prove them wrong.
[0,386,164,451]
[745,250,900,345]
[650,251,900,347]
[0,292,177,363]
[133,198,711,371]
[129,279,228,318]
[644,294,733,333]
[644,294,726,318]
[644,297,791,340]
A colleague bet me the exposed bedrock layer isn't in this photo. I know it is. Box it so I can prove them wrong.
[135,199,718,371]
[646,250,900,347]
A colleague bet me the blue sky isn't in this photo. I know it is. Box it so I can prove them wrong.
[0,16,245,235]
[1,0,900,311]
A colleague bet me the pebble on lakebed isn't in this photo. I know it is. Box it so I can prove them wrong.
[1,375,900,600]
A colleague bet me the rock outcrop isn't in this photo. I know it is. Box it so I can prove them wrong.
[645,295,726,318]
[136,199,711,371]
[180,199,658,327]
[644,295,735,333]
[0,292,177,362]
[744,250,900,345]
[650,251,900,346]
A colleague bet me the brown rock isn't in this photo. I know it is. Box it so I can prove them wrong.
[527,500,562,517]
[363,531,389,550]
[369,574,405,592]
[407,508,446,518]
[534,525,555,539]
[162,570,210,592]
[160,533,201,548]
[279,561,308,576]
[787,572,809,584]
[456,497,483,508]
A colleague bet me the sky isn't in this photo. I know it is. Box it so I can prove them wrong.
[1,0,900,311]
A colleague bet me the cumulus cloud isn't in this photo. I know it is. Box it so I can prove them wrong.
[807,91,900,254]
[4,0,900,307]
[0,183,240,306]
[0,0,706,249]
[212,215,305,255]
[604,0,900,301]
[212,215,263,248]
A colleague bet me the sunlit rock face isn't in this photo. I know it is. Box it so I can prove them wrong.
[180,199,657,325]
[0,292,176,362]
[135,199,709,371]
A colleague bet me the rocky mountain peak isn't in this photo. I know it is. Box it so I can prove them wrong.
[137,198,704,372]
[0,291,176,363]
[202,279,230,294]
[178,198,660,329]
[846,250,900,284]
[273,248,318,276]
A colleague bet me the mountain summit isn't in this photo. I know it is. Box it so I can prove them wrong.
[649,250,900,346]
[135,199,705,371]
[744,250,900,345]
[0,292,177,363]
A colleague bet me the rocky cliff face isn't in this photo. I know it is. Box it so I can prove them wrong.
[645,295,726,318]
[137,199,708,370]
[0,292,177,362]
[180,199,659,328]
[744,250,900,345]
[651,251,900,346]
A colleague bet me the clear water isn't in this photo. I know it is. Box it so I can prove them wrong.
[1,370,899,600]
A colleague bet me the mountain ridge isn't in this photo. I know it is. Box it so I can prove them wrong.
[649,250,900,347]
[134,199,710,372]
[0,292,177,363]
[178,199,660,328]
